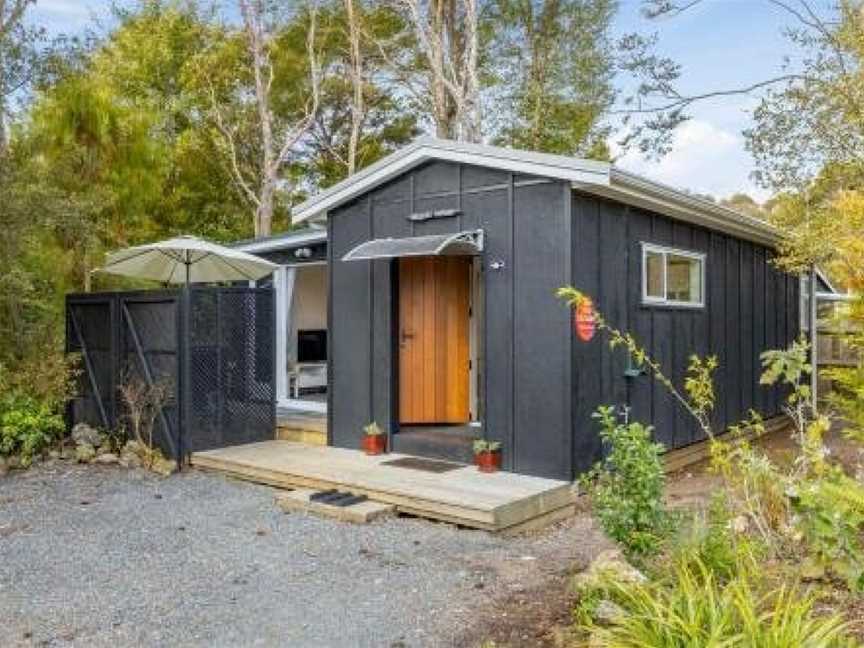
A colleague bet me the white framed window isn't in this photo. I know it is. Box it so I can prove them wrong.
[641,243,706,308]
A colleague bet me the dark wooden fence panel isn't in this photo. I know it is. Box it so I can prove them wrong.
[66,286,274,461]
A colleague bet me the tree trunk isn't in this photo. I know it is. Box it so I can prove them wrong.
[256,173,276,238]
[345,0,364,175]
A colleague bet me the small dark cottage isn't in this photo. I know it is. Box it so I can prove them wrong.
[261,138,801,482]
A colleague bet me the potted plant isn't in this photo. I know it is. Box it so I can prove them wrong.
[361,422,386,456]
[473,439,502,473]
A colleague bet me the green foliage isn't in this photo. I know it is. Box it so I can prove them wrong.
[583,405,670,557]
[670,497,763,585]
[0,393,64,466]
[793,473,864,591]
[683,355,718,420]
[363,421,383,436]
[490,0,615,158]
[558,286,718,441]
[472,439,502,454]
[825,362,864,444]
[579,553,851,647]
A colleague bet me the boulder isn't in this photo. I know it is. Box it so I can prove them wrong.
[75,443,97,463]
[119,452,143,469]
[573,549,646,594]
[6,455,21,470]
[71,423,103,448]
[94,453,119,465]
[48,449,61,460]
[593,599,624,627]
[0,456,8,477]
[730,515,749,535]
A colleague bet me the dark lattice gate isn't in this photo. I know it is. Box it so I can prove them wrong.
[66,287,275,462]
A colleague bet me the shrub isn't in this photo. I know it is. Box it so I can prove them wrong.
[580,554,851,647]
[793,472,864,591]
[583,405,670,557]
[670,497,764,584]
[0,393,65,465]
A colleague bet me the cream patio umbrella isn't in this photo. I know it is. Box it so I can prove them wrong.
[98,235,279,468]
[101,235,279,285]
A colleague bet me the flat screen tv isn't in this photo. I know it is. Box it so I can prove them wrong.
[297,329,327,363]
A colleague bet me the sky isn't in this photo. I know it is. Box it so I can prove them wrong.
[29,0,816,202]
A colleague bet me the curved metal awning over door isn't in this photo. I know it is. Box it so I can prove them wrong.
[341,230,484,262]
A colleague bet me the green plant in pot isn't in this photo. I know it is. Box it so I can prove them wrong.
[361,422,386,456]
[473,439,502,473]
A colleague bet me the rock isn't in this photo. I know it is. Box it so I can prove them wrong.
[48,449,61,460]
[71,423,103,448]
[94,453,119,465]
[730,515,749,534]
[573,549,646,593]
[593,599,624,626]
[0,456,8,477]
[75,443,97,463]
[151,456,177,477]
[59,446,76,461]
[119,452,143,469]
[6,455,20,470]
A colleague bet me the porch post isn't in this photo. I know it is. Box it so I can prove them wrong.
[274,266,297,404]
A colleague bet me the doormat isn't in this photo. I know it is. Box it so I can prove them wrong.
[381,457,463,473]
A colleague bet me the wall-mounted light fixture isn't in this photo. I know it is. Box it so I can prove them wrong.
[294,247,313,259]
[489,260,505,271]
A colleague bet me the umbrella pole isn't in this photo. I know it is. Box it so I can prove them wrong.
[180,256,191,472]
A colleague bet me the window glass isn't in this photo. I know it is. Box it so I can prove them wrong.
[667,254,701,303]
[642,244,704,306]
[645,251,664,299]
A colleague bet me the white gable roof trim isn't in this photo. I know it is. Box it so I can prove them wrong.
[292,137,778,247]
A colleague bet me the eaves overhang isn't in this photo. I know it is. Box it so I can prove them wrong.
[577,168,780,248]
[292,137,610,224]
[292,137,780,248]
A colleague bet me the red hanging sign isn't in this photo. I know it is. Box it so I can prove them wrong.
[574,298,596,342]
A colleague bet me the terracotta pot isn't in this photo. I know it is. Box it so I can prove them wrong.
[362,434,386,456]
[476,450,501,473]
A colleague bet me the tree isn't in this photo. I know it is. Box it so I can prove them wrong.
[746,1,864,192]
[490,0,615,158]
[0,0,43,155]
[392,0,482,141]
[297,0,418,187]
[227,0,321,236]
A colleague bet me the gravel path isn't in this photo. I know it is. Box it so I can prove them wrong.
[0,462,609,648]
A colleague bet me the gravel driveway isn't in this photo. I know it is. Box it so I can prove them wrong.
[0,462,608,648]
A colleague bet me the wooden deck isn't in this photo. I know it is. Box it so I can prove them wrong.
[276,409,327,446]
[192,441,575,532]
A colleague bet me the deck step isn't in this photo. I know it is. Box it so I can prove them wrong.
[276,427,327,445]
[276,488,396,524]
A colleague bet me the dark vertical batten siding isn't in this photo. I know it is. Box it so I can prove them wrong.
[570,193,800,475]
[328,161,573,479]
[327,163,800,481]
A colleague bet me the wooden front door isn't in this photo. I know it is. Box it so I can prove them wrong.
[399,257,470,424]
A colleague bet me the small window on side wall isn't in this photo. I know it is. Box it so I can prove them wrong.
[641,243,705,308]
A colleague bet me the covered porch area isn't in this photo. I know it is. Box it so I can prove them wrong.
[191,441,576,532]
